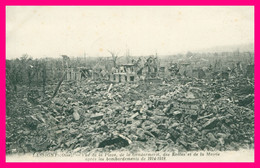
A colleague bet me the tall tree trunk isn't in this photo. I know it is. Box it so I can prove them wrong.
[42,64,47,94]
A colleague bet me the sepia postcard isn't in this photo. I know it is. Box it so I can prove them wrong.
[5,6,254,162]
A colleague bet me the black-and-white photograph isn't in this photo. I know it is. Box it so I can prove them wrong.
[6,6,254,162]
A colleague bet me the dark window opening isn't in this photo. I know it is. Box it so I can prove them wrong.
[130,76,134,81]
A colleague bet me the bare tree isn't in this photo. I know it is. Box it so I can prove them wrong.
[41,59,47,94]
[107,50,119,68]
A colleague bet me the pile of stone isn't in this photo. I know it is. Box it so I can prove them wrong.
[6,77,254,154]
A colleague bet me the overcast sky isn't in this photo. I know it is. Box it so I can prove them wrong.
[6,6,254,59]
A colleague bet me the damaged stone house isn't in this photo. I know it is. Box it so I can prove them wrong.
[110,64,138,83]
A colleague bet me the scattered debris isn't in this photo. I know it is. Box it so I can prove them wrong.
[6,70,254,154]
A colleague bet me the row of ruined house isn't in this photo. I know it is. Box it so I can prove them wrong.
[64,61,254,82]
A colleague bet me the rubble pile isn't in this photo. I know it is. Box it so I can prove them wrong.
[6,77,254,154]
